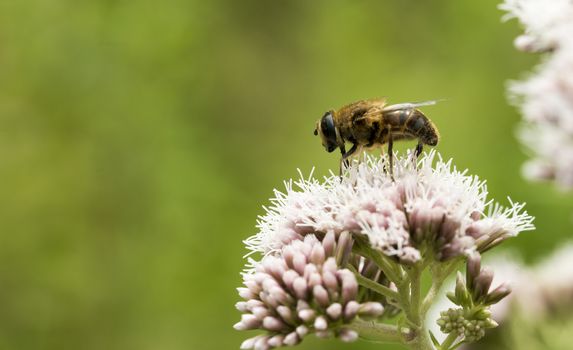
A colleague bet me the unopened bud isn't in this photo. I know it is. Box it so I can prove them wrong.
[262,316,286,332]
[326,303,342,320]
[314,316,328,331]
[267,334,284,348]
[338,328,359,342]
[322,231,336,256]
[335,231,353,266]
[484,283,512,305]
[283,332,300,346]
[344,301,360,321]
[466,253,481,290]
[358,302,384,320]
[473,269,494,302]
[455,272,470,306]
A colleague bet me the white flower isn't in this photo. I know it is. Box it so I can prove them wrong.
[500,0,573,188]
[244,151,534,267]
[499,0,573,52]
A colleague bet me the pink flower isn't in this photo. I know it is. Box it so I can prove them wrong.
[245,152,533,266]
[235,233,384,349]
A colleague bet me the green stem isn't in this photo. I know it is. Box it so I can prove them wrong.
[408,267,423,326]
[348,265,400,301]
[409,326,436,350]
[354,240,403,284]
[348,319,407,343]
[421,260,461,315]
[370,252,403,284]
[395,265,433,350]
[421,278,442,315]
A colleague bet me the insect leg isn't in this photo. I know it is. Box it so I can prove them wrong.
[415,142,423,157]
[340,144,349,168]
[339,143,358,176]
[388,133,395,181]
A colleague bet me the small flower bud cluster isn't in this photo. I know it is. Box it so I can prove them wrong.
[235,233,384,349]
[437,308,497,343]
[437,253,508,344]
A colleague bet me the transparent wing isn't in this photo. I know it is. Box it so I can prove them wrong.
[382,99,444,112]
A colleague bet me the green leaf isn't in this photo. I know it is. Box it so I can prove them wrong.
[446,291,460,305]
[429,330,440,347]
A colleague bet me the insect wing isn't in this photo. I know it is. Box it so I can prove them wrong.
[382,100,442,112]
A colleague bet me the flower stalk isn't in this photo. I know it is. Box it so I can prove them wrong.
[348,319,406,343]
[348,264,400,301]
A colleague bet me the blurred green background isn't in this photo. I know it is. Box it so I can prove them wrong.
[0,0,572,349]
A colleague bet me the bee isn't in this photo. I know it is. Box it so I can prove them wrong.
[313,98,440,176]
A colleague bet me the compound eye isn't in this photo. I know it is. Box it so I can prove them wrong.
[320,112,338,152]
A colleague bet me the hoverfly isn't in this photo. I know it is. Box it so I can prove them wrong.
[314,98,440,177]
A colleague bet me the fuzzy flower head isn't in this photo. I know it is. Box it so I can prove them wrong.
[245,151,534,266]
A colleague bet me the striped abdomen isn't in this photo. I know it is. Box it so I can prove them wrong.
[383,109,439,146]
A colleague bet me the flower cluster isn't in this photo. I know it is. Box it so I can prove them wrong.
[436,254,508,344]
[437,308,497,343]
[500,0,573,187]
[235,233,384,349]
[245,151,534,266]
[440,243,573,350]
[236,152,534,349]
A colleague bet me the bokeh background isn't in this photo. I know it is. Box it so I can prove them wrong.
[1,0,572,349]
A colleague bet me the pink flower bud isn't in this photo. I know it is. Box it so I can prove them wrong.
[283,332,300,346]
[267,334,284,348]
[240,336,260,349]
[323,257,338,274]
[251,306,269,320]
[344,301,360,321]
[341,275,358,303]
[298,309,316,323]
[235,314,260,330]
[322,231,336,256]
[235,301,249,312]
[254,336,270,350]
[262,316,286,332]
[322,270,338,291]
[237,287,256,300]
[292,252,307,275]
[358,302,384,320]
[314,315,328,331]
[282,270,298,290]
[338,328,359,342]
[473,268,494,301]
[326,303,342,320]
[310,243,326,264]
[313,285,330,307]
[296,325,308,337]
[466,252,481,289]
[292,277,308,300]
[307,272,322,288]
[276,305,295,325]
